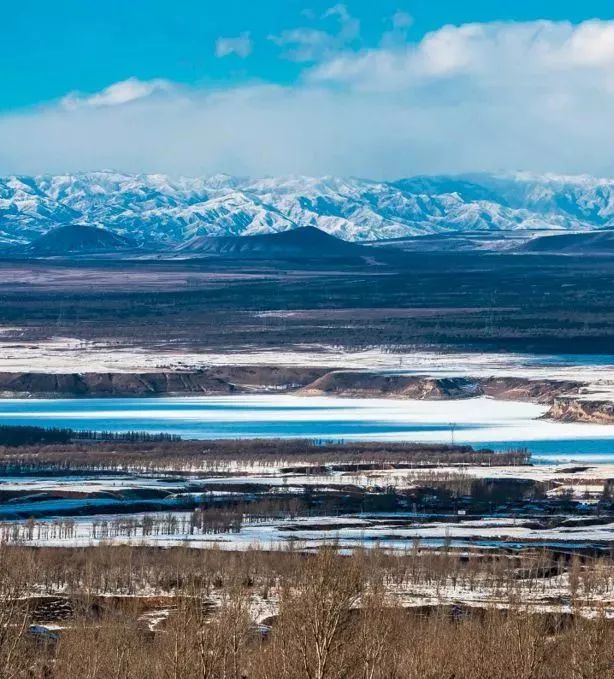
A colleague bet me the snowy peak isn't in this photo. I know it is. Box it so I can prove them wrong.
[2,171,614,248]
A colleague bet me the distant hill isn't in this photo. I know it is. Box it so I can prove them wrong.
[369,231,534,253]
[29,224,136,255]
[521,230,614,254]
[175,226,367,258]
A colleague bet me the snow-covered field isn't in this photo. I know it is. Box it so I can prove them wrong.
[5,511,612,551]
[1,458,611,552]
[0,336,612,382]
[1,462,612,494]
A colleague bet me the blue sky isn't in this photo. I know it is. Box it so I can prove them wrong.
[3,2,614,177]
[4,1,614,110]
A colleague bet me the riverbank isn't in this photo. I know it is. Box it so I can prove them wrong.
[0,367,610,424]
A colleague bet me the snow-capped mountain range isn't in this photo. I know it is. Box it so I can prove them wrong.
[2,171,614,247]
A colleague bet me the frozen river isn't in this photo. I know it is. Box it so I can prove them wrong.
[2,395,614,462]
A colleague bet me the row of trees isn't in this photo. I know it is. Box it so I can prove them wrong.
[0,424,181,448]
[0,437,529,474]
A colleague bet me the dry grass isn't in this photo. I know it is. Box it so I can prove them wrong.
[0,545,611,678]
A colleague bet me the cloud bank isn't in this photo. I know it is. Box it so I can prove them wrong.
[3,19,614,178]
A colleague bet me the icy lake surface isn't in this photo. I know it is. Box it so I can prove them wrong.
[2,395,614,462]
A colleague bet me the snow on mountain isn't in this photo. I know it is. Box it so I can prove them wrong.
[1,170,614,246]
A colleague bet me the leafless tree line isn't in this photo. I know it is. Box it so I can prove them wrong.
[0,546,611,678]
[0,439,530,476]
[2,541,613,600]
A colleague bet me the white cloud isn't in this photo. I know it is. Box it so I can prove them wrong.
[564,20,614,66]
[310,19,614,89]
[61,78,172,110]
[3,20,614,179]
[215,33,253,59]
[270,3,359,62]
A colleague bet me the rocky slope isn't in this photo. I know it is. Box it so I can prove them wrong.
[545,397,614,424]
[3,171,614,247]
[299,372,582,404]
[0,367,329,398]
[521,230,614,254]
[1,368,609,423]
[0,372,237,397]
[478,378,582,404]
[29,224,136,255]
[176,225,367,258]
[298,372,481,399]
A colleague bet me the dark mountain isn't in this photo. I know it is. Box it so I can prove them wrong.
[175,225,367,258]
[521,230,614,254]
[29,224,136,255]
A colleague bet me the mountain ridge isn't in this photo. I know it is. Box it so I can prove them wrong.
[3,171,614,247]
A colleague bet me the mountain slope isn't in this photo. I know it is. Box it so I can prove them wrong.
[29,224,136,255]
[2,171,614,247]
[176,225,366,258]
[521,230,614,254]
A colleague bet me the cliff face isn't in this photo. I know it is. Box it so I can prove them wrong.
[0,367,330,398]
[1,368,612,425]
[479,378,581,404]
[0,372,237,397]
[0,370,582,401]
[201,366,329,389]
[299,372,482,399]
[299,372,581,403]
[546,397,614,424]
